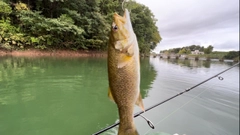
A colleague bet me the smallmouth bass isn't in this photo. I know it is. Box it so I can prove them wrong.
[107,9,144,135]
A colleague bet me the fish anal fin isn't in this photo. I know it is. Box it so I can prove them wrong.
[117,53,132,68]
[135,93,145,111]
[108,87,115,103]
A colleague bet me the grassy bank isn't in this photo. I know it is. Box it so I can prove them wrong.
[190,51,239,62]
[188,51,228,59]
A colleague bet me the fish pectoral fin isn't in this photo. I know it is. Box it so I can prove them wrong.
[108,87,115,103]
[114,39,129,51]
[135,93,145,111]
[117,53,132,68]
[114,41,124,51]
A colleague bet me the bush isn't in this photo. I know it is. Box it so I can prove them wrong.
[15,2,29,11]
[0,19,28,49]
[0,1,12,20]
[0,0,161,52]
[18,10,84,48]
[224,51,240,59]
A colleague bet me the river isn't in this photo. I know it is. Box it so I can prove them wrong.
[0,56,239,135]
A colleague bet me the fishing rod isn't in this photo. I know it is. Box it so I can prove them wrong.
[92,62,239,135]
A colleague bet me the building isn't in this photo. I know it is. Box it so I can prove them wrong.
[191,50,204,55]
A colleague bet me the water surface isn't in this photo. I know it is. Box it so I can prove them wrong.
[0,56,239,135]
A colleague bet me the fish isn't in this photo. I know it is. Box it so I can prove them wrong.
[107,9,145,135]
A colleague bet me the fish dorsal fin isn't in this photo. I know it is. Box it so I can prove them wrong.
[108,87,115,103]
[124,9,134,33]
[135,93,145,111]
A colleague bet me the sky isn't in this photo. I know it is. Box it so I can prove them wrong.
[135,0,239,52]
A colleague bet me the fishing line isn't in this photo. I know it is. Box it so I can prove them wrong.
[122,0,126,11]
[143,83,214,134]
[92,62,239,135]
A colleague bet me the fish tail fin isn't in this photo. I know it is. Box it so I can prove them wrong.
[135,93,145,111]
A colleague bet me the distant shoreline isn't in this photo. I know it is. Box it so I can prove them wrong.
[0,49,107,57]
[151,54,239,62]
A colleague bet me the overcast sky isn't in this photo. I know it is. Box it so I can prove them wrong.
[135,0,239,52]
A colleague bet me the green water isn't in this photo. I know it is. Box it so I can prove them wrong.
[0,56,239,135]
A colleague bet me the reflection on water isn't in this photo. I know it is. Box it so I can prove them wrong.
[135,57,239,135]
[0,56,239,135]
[0,57,43,105]
[0,57,156,105]
[0,56,112,135]
[162,58,212,68]
[0,56,157,135]
[140,58,157,98]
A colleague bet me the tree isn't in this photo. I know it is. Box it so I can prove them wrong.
[0,1,12,20]
[1,0,162,52]
[178,47,191,54]
[204,45,214,54]
[224,51,240,59]
[129,1,162,54]
[178,48,186,54]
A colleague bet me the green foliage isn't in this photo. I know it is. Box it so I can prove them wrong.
[204,45,214,54]
[0,0,162,52]
[19,10,83,35]
[179,48,190,54]
[161,45,213,55]
[163,46,238,60]
[224,51,239,59]
[99,0,120,21]
[58,14,74,24]
[188,45,204,51]
[0,19,27,49]
[15,2,29,11]
[199,51,228,59]
[0,1,12,20]
[18,10,84,48]
[128,1,162,54]
[167,48,181,54]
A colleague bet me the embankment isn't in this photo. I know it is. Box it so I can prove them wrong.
[0,49,107,57]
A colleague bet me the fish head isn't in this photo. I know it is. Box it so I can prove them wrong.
[111,12,129,41]
[111,9,134,51]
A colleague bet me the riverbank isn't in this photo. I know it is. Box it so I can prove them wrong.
[0,49,107,57]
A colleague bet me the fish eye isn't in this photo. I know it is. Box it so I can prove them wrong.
[113,25,118,30]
